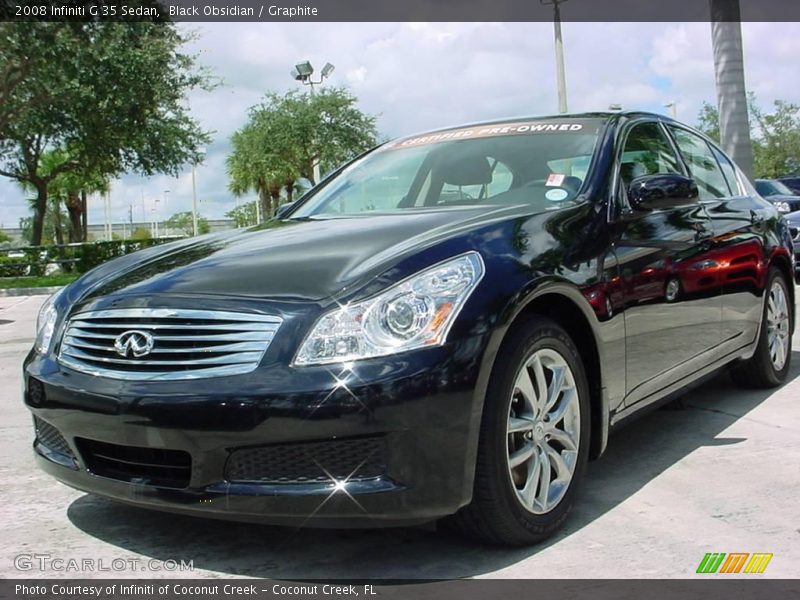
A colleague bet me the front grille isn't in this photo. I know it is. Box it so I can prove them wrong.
[76,438,191,488]
[226,436,388,484]
[34,417,73,457]
[58,308,282,380]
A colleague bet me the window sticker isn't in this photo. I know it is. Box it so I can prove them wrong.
[546,173,566,187]
[382,119,600,151]
[545,189,569,202]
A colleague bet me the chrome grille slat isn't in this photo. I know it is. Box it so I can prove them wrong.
[70,308,282,322]
[61,346,263,366]
[66,328,273,342]
[69,320,278,331]
[63,337,266,354]
[58,308,282,381]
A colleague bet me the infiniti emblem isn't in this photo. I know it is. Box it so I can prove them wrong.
[113,330,155,358]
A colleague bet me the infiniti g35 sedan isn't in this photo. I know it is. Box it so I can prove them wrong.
[25,112,795,545]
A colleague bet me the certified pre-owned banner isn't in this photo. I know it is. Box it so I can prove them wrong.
[2,0,800,22]
[4,580,800,600]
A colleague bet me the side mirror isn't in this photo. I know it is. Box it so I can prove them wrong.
[628,174,699,212]
[275,201,296,219]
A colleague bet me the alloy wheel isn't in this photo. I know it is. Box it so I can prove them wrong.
[506,348,581,514]
[766,279,791,371]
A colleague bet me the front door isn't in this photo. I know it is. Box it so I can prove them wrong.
[611,120,722,406]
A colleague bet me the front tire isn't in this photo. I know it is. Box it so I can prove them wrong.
[731,267,793,388]
[448,316,590,545]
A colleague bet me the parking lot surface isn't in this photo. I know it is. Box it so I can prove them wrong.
[1,293,798,579]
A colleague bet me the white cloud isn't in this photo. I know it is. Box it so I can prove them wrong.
[1,21,799,231]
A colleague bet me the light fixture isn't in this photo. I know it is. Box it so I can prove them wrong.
[294,61,314,77]
[321,62,335,78]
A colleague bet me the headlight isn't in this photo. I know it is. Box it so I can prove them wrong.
[294,252,484,366]
[774,201,791,213]
[35,288,66,354]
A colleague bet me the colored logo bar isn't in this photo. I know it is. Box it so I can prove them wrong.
[697,553,773,574]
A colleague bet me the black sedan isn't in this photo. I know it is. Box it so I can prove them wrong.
[25,112,795,546]
[778,175,800,195]
[755,178,800,213]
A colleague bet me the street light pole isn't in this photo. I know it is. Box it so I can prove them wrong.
[664,101,678,119]
[542,0,568,114]
[191,164,198,237]
[291,61,335,185]
[191,148,207,236]
[104,192,111,241]
[154,199,159,238]
[306,83,321,185]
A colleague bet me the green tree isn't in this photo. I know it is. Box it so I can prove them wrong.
[0,22,212,246]
[0,230,11,244]
[227,88,377,218]
[696,92,758,143]
[52,169,110,243]
[18,199,69,246]
[130,227,152,241]
[696,102,721,142]
[226,201,259,228]
[164,211,210,236]
[696,95,800,178]
[281,88,379,182]
[751,100,800,177]
[16,149,110,243]
[227,121,295,220]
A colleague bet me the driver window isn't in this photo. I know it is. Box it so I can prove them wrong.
[619,122,682,189]
[667,126,732,199]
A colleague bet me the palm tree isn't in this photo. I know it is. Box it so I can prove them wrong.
[227,126,299,221]
[50,166,110,242]
[710,0,754,178]
[18,149,110,243]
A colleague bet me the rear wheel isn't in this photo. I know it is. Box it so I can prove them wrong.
[731,268,792,388]
[448,316,590,545]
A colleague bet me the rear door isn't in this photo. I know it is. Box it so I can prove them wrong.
[612,120,722,405]
[666,125,768,354]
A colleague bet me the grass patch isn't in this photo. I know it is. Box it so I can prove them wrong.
[0,273,79,289]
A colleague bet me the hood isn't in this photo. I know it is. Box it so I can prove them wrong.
[76,205,533,303]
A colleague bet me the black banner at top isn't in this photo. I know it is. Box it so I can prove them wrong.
[2,0,800,22]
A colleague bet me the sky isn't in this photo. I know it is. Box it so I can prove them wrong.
[1,21,799,230]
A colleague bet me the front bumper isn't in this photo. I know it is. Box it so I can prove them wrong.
[24,335,489,527]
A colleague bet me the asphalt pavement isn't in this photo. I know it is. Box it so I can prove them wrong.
[1,292,798,579]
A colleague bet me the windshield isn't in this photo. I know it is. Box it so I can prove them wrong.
[291,118,604,218]
[756,180,794,196]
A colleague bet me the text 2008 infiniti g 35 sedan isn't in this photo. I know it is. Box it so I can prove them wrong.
[24,112,795,545]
